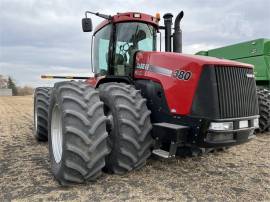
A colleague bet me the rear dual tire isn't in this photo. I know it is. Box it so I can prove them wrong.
[34,87,52,141]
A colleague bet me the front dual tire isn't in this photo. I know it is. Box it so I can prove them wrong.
[48,81,109,185]
[47,81,153,185]
[99,82,153,174]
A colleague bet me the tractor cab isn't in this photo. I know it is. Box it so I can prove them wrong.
[94,21,156,77]
[82,12,159,78]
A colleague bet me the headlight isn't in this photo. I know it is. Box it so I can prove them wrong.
[253,118,259,128]
[209,122,233,131]
[239,120,248,128]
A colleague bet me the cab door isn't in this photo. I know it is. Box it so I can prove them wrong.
[92,24,112,76]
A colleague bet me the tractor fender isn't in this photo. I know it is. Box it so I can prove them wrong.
[86,76,133,88]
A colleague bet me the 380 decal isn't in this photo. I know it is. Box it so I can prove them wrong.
[172,70,192,81]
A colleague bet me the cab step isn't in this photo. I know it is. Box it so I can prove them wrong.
[152,122,189,143]
[152,149,170,158]
[152,123,190,158]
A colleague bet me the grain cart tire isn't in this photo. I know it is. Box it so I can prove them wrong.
[99,82,153,174]
[48,81,109,185]
[257,87,270,132]
[34,87,52,141]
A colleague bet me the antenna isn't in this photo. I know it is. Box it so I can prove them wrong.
[85,11,112,20]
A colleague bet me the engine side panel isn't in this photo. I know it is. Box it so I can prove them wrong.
[134,52,203,115]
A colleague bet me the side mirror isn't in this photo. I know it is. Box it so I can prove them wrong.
[82,18,92,32]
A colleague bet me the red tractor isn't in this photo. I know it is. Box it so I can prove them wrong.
[34,11,259,185]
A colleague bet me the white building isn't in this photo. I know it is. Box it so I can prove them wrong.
[0,89,12,96]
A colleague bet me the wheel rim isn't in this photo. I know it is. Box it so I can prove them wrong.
[51,104,63,163]
[34,105,38,132]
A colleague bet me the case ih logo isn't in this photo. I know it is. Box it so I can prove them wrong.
[246,73,255,78]
[137,63,150,71]
[136,63,173,77]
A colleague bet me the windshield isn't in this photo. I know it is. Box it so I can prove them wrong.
[113,22,157,76]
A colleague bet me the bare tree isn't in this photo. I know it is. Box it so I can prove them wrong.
[0,75,8,88]
[17,86,34,96]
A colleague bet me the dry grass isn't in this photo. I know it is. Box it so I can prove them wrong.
[0,96,269,201]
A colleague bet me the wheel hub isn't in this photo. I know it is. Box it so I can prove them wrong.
[106,114,114,132]
[51,104,63,163]
[104,105,114,148]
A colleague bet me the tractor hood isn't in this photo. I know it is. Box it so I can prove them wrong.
[134,51,255,116]
[135,51,253,71]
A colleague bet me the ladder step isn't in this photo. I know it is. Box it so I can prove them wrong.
[153,122,189,130]
[152,149,170,158]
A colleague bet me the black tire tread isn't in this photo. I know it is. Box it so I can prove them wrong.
[34,87,51,141]
[49,81,109,185]
[99,82,153,174]
[257,87,270,132]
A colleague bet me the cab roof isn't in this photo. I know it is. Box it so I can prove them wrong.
[94,12,159,33]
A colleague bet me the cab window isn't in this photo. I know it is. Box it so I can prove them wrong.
[93,25,112,76]
[113,22,156,76]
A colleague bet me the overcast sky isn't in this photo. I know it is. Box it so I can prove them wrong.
[0,0,269,87]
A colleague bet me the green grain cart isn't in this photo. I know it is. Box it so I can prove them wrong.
[196,38,270,132]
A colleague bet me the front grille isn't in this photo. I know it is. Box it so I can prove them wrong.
[215,66,258,118]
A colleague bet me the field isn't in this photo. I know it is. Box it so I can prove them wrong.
[0,96,269,201]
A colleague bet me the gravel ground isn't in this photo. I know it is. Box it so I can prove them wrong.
[0,96,269,202]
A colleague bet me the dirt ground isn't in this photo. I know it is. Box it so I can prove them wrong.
[0,96,269,202]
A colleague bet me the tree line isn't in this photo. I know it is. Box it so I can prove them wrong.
[0,75,34,96]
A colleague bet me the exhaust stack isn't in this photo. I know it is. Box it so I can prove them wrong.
[163,13,173,52]
[173,11,184,53]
